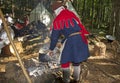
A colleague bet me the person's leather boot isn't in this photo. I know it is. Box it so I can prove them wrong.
[62,68,71,83]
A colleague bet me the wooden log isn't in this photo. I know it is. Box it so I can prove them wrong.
[9,40,23,56]
[1,40,23,57]
[93,42,106,56]
[1,44,13,57]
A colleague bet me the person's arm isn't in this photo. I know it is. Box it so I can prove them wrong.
[49,28,60,52]
[48,29,60,56]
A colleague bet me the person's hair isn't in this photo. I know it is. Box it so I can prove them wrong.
[51,0,66,11]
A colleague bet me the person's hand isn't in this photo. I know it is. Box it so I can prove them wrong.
[48,50,54,56]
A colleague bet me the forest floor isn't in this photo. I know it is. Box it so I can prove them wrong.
[0,34,120,83]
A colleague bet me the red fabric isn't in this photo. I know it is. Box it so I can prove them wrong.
[61,62,70,68]
[14,17,29,30]
[52,9,89,44]
[14,23,23,29]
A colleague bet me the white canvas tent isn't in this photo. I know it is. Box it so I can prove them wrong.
[29,3,53,27]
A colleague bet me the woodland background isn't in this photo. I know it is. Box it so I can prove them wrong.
[0,0,120,41]
[0,0,120,83]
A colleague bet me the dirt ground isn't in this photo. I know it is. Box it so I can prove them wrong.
[0,35,120,83]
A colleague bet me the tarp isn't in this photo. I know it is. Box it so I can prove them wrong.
[29,3,53,27]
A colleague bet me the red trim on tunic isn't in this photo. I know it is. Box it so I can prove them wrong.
[52,9,89,44]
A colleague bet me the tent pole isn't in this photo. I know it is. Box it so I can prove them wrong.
[0,9,32,83]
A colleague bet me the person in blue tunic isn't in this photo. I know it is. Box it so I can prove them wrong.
[48,0,90,83]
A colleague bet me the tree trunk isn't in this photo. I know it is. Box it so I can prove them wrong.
[110,0,120,42]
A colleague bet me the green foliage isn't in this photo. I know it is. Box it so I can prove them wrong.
[0,0,35,17]
[72,0,112,34]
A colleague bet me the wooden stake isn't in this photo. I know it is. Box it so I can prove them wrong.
[0,9,32,83]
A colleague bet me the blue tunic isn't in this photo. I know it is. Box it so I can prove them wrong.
[49,19,90,64]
